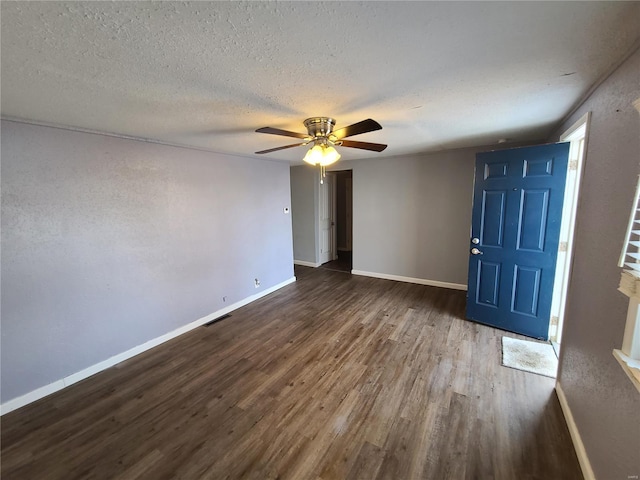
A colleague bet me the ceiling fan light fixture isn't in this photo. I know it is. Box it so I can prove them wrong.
[302,143,341,166]
[320,145,341,166]
[255,117,385,183]
[303,143,325,165]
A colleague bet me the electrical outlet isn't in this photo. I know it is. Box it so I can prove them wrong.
[254,278,260,288]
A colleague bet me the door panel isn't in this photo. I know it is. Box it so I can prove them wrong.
[518,189,549,251]
[477,261,501,307]
[481,190,507,247]
[466,143,569,340]
[512,265,541,316]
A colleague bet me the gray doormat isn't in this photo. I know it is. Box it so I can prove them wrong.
[501,336,558,378]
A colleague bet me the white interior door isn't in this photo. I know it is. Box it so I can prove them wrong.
[319,173,336,264]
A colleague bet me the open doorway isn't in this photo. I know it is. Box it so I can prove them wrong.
[548,112,591,355]
[320,170,353,273]
[465,118,589,346]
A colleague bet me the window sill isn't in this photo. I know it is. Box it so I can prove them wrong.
[613,349,640,393]
[616,270,640,392]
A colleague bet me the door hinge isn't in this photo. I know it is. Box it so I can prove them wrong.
[569,160,578,171]
[550,315,559,326]
[559,241,568,252]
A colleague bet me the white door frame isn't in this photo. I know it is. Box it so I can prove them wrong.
[548,112,591,345]
[345,175,353,251]
[318,172,337,264]
[331,172,337,260]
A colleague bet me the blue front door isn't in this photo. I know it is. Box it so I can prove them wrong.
[466,143,570,340]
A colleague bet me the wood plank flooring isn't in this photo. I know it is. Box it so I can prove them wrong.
[1,266,582,479]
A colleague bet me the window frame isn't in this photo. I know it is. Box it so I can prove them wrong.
[614,97,640,393]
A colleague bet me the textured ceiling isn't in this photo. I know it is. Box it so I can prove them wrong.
[2,1,639,163]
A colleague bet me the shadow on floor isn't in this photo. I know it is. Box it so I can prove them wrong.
[319,250,352,273]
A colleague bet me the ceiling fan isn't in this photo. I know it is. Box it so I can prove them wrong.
[255,117,387,171]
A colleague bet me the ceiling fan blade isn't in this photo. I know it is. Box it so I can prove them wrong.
[255,142,305,154]
[339,139,387,152]
[332,119,382,140]
[255,127,308,139]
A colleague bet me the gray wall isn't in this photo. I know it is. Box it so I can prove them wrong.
[292,146,529,286]
[337,148,482,285]
[550,48,640,478]
[290,165,318,264]
[1,120,294,404]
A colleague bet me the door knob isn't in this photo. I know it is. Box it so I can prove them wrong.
[471,237,480,244]
[471,248,483,255]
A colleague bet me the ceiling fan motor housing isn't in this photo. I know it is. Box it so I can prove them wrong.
[304,117,336,138]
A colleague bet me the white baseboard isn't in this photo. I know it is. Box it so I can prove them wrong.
[294,260,321,268]
[0,276,296,416]
[0,380,68,417]
[351,270,467,291]
[555,382,595,480]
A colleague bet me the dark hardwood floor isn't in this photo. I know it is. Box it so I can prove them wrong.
[1,266,582,479]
